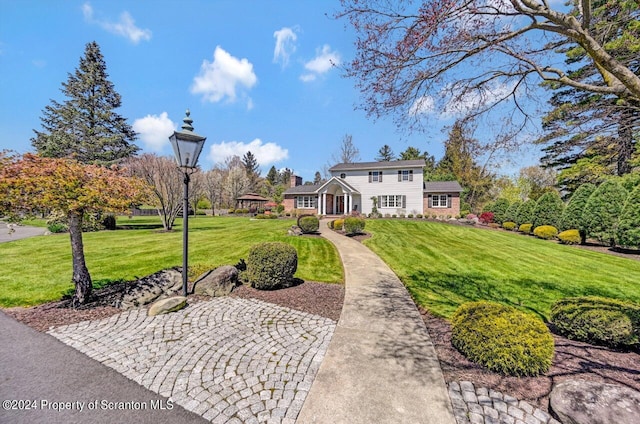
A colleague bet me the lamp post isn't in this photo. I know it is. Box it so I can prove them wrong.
[169,109,207,296]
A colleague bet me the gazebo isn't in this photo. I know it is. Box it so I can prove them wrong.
[236,193,269,210]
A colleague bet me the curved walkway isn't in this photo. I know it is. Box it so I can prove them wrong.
[298,222,456,424]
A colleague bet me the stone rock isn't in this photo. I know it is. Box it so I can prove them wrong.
[116,269,183,309]
[193,265,239,297]
[550,379,640,424]
[148,296,187,316]
[288,226,303,236]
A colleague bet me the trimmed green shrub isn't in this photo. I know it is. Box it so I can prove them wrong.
[502,221,517,231]
[344,216,366,235]
[558,229,581,245]
[491,198,511,225]
[516,200,536,227]
[616,185,640,249]
[504,200,522,225]
[451,301,554,376]
[583,180,628,246]
[102,214,117,230]
[533,225,558,240]
[297,215,319,233]
[327,220,335,229]
[551,296,640,349]
[519,223,533,234]
[559,183,596,244]
[333,218,344,230]
[532,191,564,229]
[245,242,298,290]
[255,213,277,219]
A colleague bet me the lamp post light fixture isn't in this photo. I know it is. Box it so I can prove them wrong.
[169,109,207,296]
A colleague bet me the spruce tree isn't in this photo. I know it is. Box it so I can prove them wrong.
[583,180,628,246]
[266,166,278,185]
[616,185,640,248]
[376,145,395,161]
[504,200,522,224]
[559,183,596,243]
[532,191,564,229]
[515,199,535,227]
[242,151,260,190]
[32,41,138,164]
[491,198,511,225]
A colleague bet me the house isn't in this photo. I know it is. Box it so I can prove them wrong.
[283,160,463,217]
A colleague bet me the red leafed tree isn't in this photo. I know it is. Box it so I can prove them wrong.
[338,0,640,131]
[0,153,148,304]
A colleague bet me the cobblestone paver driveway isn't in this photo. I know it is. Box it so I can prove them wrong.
[49,297,336,424]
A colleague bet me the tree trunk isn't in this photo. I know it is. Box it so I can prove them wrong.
[68,211,92,305]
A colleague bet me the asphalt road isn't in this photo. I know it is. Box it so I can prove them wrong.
[0,222,48,243]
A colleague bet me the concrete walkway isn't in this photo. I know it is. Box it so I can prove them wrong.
[0,221,47,243]
[298,221,456,424]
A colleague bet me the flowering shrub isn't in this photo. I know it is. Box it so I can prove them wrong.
[479,212,494,224]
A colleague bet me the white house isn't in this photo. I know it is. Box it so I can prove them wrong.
[283,160,463,217]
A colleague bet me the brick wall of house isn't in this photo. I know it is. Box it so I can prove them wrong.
[283,197,295,212]
[423,193,461,217]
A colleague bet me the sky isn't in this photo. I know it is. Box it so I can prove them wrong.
[0,0,544,182]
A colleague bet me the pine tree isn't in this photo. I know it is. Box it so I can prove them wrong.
[492,198,511,225]
[532,191,564,229]
[559,183,596,243]
[583,180,628,246]
[516,199,536,226]
[32,41,138,164]
[242,151,260,189]
[616,185,640,248]
[313,171,322,185]
[266,166,278,185]
[504,200,522,224]
[376,145,395,161]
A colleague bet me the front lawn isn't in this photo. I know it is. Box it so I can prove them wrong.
[0,216,343,307]
[363,220,640,320]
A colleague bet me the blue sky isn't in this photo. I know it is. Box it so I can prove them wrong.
[0,0,542,182]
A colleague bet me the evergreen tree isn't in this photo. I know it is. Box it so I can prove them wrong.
[399,146,423,160]
[266,165,278,185]
[313,171,323,185]
[491,198,511,225]
[583,180,628,246]
[242,151,260,189]
[516,199,536,226]
[616,185,640,248]
[32,41,138,164]
[559,183,596,243]
[532,191,564,229]
[504,200,522,224]
[376,145,395,161]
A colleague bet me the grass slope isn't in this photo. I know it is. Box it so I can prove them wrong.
[0,216,342,307]
[363,220,640,320]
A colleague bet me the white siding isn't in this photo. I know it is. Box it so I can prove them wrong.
[331,167,424,215]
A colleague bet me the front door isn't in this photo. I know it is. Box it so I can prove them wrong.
[336,196,344,214]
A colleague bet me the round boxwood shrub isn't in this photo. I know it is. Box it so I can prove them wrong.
[502,221,517,231]
[344,216,366,235]
[297,215,319,233]
[558,229,581,245]
[533,225,558,240]
[451,301,554,376]
[551,297,640,349]
[519,223,533,234]
[245,242,298,290]
[333,218,344,231]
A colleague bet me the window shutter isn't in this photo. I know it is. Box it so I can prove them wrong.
[447,194,452,208]
[428,194,432,208]
[378,196,382,208]
[379,171,383,182]
[369,171,372,183]
[398,170,402,182]
[409,170,413,181]
[402,195,406,208]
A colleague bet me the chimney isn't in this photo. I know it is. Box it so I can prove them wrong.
[290,175,302,188]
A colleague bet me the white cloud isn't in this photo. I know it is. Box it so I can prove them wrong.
[300,44,340,82]
[409,96,436,116]
[132,112,176,152]
[82,2,151,44]
[273,27,298,68]
[208,139,288,167]
[441,82,516,118]
[191,46,258,104]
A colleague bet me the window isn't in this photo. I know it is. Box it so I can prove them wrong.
[431,194,449,208]
[340,173,346,179]
[379,195,405,208]
[398,170,413,182]
[368,171,383,183]
[296,196,317,208]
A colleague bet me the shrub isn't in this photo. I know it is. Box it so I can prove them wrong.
[297,215,319,233]
[102,214,117,230]
[47,222,68,233]
[416,214,423,219]
[616,185,640,249]
[407,214,414,218]
[245,242,298,290]
[551,297,640,349]
[558,229,581,245]
[502,221,517,231]
[479,211,494,224]
[276,204,285,213]
[451,301,554,376]
[560,183,596,243]
[327,220,335,229]
[583,180,628,246]
[333,218,344,230]
[488,222,500,229]
[519,223,533,234]
[228,208,236,214]
[533,225,558,240]
[492,198,511,225]
[532,191,564,229]
[344,216,366,235]
[460,210,470,218]
[504,200,522,225]
[516,200,536,227]
[255,213,277,219]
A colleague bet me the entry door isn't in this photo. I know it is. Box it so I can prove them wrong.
[336,196,344,214]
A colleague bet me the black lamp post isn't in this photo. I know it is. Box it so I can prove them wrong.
[169,110,206,296]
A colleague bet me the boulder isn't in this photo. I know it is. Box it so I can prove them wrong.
[116,269,182,309]
[550,379,640,424]
[148,296,187,316]
[193,265,239,297]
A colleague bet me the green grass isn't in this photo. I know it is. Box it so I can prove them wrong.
[363,220,640,321]
[0,216,343,307]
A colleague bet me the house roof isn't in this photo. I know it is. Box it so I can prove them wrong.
[236,193,269,201]
[329,159,426,172]
[283,184,322,195]
[316,176,359,194]
[424,181,464,193]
